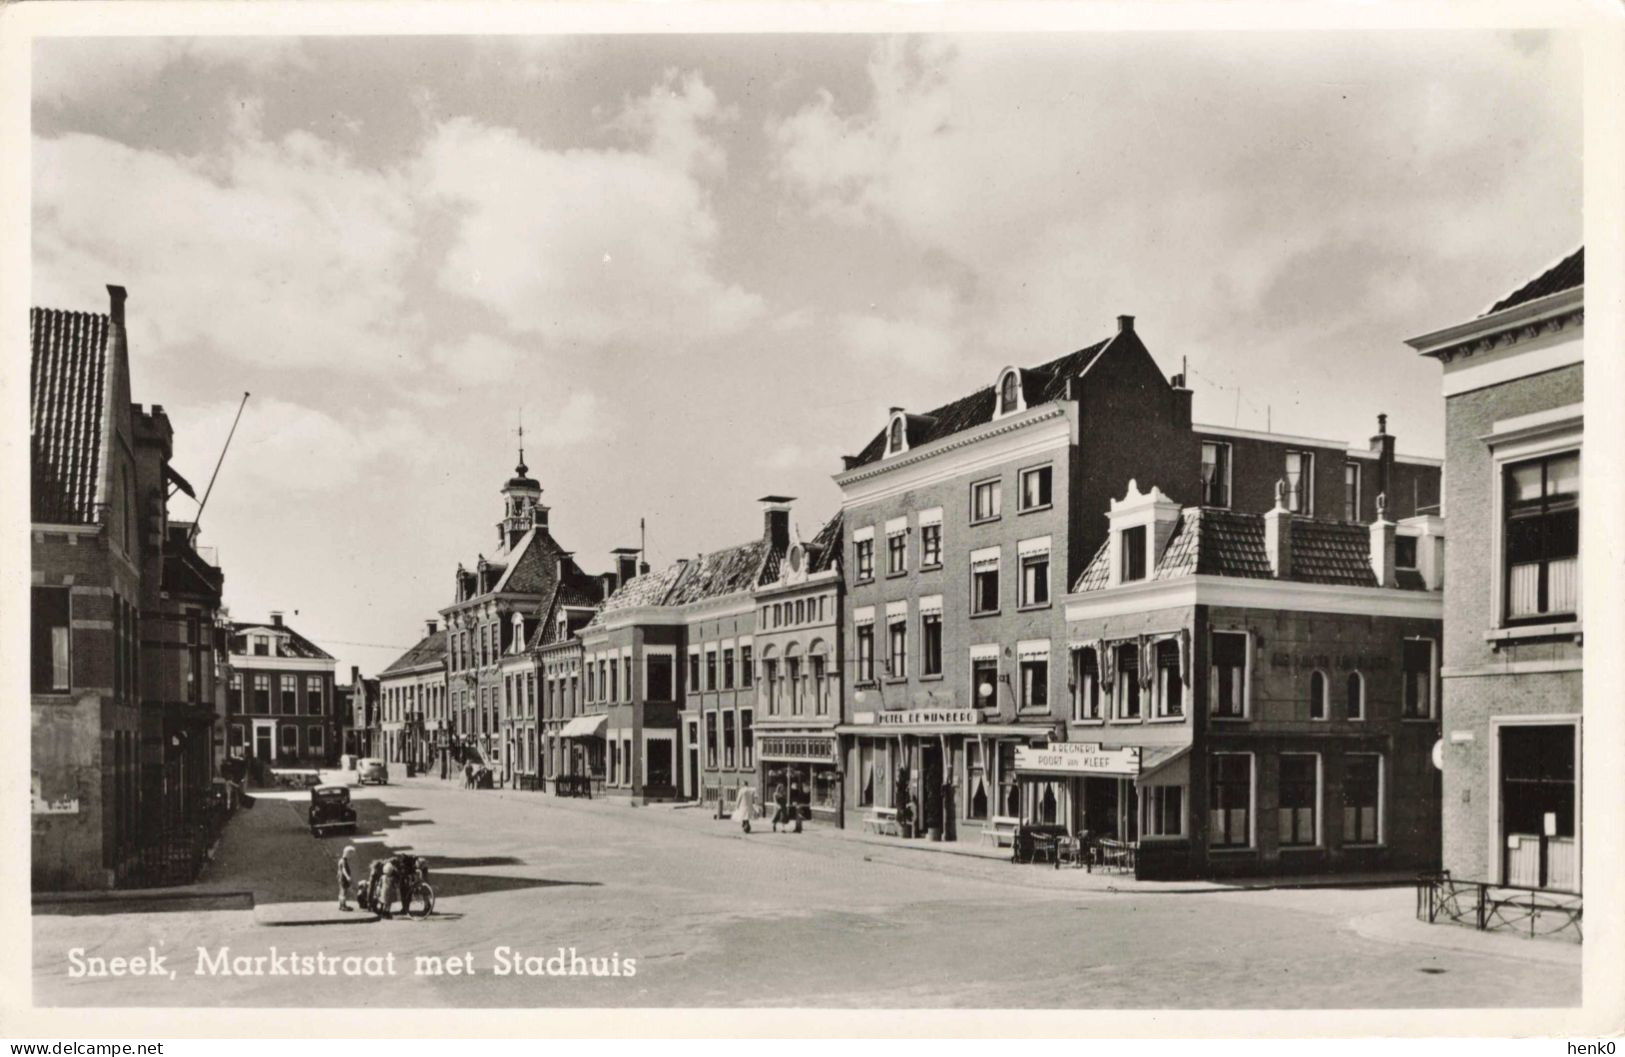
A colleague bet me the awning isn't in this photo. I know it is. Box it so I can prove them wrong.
[1134,744,1192,786]
[560,713,608,739]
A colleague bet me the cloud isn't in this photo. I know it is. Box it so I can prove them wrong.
[835,284,961,371]
[418,72,765,351]
[428,332,529,387]
[34,37,312,110]
[526,392,607,448]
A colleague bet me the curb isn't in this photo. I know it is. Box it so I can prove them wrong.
[32,887,255,907]
[1348,909,1582,964]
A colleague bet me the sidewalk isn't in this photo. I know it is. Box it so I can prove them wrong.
[1350,905,1581,964]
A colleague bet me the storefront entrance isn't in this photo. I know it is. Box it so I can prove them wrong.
[759,733,840,821]
[920,743,945,838]
[648,739,673,789]
[1499,723,1578,890]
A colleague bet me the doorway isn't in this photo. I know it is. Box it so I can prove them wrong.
[1500,724,1577,890]
[648,738,673,789]
[252,721,273,762]
[921,743,944,837]
[686,720,700,800]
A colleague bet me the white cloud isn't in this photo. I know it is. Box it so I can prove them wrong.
[526,392,607,448]
[34,37,312,109]
[835,285,961,371]
[418,72,764,351]
[428,332,529,387]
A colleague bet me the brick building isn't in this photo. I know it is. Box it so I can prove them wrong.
[377,620,447,771]
[226,614,338,768]
[539,635,587,790]
[1062,480,1444,880]
[342,667,379,760]
[1406,248,1583,892]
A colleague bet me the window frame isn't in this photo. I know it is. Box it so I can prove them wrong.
[886,618,908,680]
[1114,642,1142,721]
[1019,550,1051,609]
[970,477,1003,524]
[1500,450,1580,626]
[1209,630,1251,720]
[1277,753,1322,848]
[1342,753,1385,847]
[920,522,943,568]
[1401,637,1437,720]
[1142,784,1186,840]
[1345,670,1365,721]
[1153,639,1184,720]
[1308,669,1329,721]
[1284,450,1315,515]
[1019,654,1049,711]
[886,531,908,577]
[854,537,875,582]
[921,612,943,677]
[1120,524,1148,583]
[1072,646,1102,722]
[31,585,72,693]
[1343,460,1362,523]
[971,553,1001,616]
[855,624,875,684]
[1200,440,1232,508]
[1018,463,1054,513]
[1208,751,1255,849]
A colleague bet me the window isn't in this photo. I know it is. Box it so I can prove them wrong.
[280,675,297,715]
[722,648,735,690]
[762,656,780,713]
[1278,754,1319,847]
[1115,643,1141,719]
[1201,441,1231,507]
[308,725,324,753]
[1120,525,1147,582]
[1395,535,1419,569]
[723,710,736,769]
[855,538,875,581]
[608,660,617,703]
[856,625,874,683]
[306,675,324,716]
[1020,465,1053,510]
[1402,639,1434,718]
[1284,450,1314,513]
[280,725,298,755]
[1344,754,1382,844]
[1073,647,1101,720]
[741,709,754,768]
[888,417,904,454]
[1020,551,1050,607]
[1345,671,1364,720]
[1143,786,1184,837]
[705,712,718,769]
[921,522,942,567]
[972,656,999,710]
[1155,640,1183,718]
[1209,753,1252,848]
[811,654,828,714]
[971,479,1002,522]
[1343,461,1361,522]
[795,600,805,624]
[32,586,70,692]
[1504,452,1579,622]
[253,635,269,657]
[623,657,632,701]
[1020,654,1048,710]
[610,740,620,784]
[998,742,1020,817]
[887,532,907,575]
[254,674,271,712]
[705,649,717,692]
[887,620,908,679]
[971,550,1000,614]
[859,743,876,807]
[1210,632,1248,718]
[965,740,989,821]
[1308,670,1328,720]
[999,371,1019,415]
[688,653,700,693]
[229,672,243,712]
[647,654,673,701]
[741,645,753,688]
[921,614,943,677]
[787,654,803,714]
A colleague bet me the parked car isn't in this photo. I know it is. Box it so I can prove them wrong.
[357,757,389,785]
[308,785,357,837]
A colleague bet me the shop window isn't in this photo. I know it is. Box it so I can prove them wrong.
[1073,647,1101,721]
[856,625,874,683]
[1020,655,1048,710]
[1345,671,1364,720]
[887,620,907,679]
[972,553,1000,614]
[1209,753,1252,848]
[1210,632,1248,718]
[972,479,1002,523]
[887,532,907,576]
[32,586,71,692]
[965,741,989,821]
[1503,452,1579,623]
[1115,643,1141,719]
[921,523,942,567]
[971,656,999,711]
[1120,525,1147,582]
[1278,754,1319,847]
[1402,639,1435,718]
[704,712,718,769]
[1144,785,1184,838]
[723,711,736,769]
[1285,450,1314,513]
[921,614,943,677]
[1343,754,1381,844]
[280,675,297,715]
[647,654,673,701]
[1020,550,1050,607]
[1308,670,1328,720]
[855,538,875,581]
[997,742,1020,818]
[1155,640,1183,718]
[1020,465,1053,511]
[741,646,753,688]
[858,743,876,807]
[1201,441,1231,508]
[1343,461,1362,522]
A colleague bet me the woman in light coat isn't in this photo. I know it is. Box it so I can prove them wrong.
[731,785,757,834]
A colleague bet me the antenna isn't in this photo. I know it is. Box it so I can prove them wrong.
[640,517,647,560]
[189,391,250,546]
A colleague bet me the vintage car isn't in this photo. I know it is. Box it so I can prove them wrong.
[357,757,389,786]
[308,784,358,836]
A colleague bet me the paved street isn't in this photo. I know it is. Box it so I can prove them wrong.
[33,777,1579,1008]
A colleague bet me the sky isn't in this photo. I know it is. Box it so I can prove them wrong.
[31,30,1581,680]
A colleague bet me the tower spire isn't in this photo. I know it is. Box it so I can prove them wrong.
[514,410,527,476]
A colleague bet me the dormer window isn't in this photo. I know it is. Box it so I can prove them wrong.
[994,367,1027,419]
[886,412,909,457]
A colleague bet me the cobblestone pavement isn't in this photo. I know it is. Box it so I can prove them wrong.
[32,776,1580,1008]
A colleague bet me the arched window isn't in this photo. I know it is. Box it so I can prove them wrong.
[1309,670,1328,720]
[999,371,1019,415]
[1345,671,1364,720]
[888,417,904,454]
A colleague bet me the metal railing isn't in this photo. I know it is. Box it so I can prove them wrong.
[1415,871,1582,943]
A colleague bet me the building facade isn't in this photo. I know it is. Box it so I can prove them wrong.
[1063,480,1444,880]
[1406,248,1584,892]
[226,614,338,769]
[342,668,379,760]
[378,620,447,771]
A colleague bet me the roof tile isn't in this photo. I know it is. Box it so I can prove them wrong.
[31,307,111,525]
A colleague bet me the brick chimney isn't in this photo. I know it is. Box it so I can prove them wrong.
[758,495,794,553]
[351,664,360,684]
[1117,314,1135,335]
[1369,413,1396,512]
[1263,480,1294,578]
[270,611,284,627]
[107,284,127,327]
[611,547,640,588]
[425,619,439,636]
[1369,492,1397,588]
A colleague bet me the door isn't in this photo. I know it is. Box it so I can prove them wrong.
[1500,724,1577,890]
[686,721,700,800]
[921,743,944,834]
[253,722,273,761]
[648,739,673,790]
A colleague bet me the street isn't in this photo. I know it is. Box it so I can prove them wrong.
[33,777,1580,1008]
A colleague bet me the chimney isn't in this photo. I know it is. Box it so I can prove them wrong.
[1399,512,1447,591]
[1263,480,1294,578]
[758,495,794,553]
[351,664,360,684]
[1369,493,1397,588]
[270,610,284,627]
[107,285,127,326]
[639,560,650,576]
[426,619,439,636]
[1370,414,1396,512]
[556,552,573,582]
[611,547,640,588]
[1117,314,1135,335]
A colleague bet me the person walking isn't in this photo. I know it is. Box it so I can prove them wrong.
[771,783,789,833]
[731,784,757,834]
[336,846,355,911]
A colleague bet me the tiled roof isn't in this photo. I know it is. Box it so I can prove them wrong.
[229,621,337,661]
[805,510,844,574]
[847,338,1111,468]
[379,628,447,677]
[1289,519,1380,586]
[588,560,688,625]
[1487,247,1583,315]
[665,538,770,605]
[31,307,112,525]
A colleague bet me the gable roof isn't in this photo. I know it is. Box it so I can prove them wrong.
[379,627,447,677]
[1072,507,1425,593]
[1486,247,1583,315]
[846,337,1112,468]
[805,510,844,574]
[666,538,770,606]
[31,307,113,525]
[229,620,337,660]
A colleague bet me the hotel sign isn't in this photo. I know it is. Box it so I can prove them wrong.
[853,709,981,728]
[758,736,839,764]
[1015,742,1141,777]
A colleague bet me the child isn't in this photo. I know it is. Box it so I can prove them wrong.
[336,846,355,911]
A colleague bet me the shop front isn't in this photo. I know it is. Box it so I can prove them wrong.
[757,732,841,823]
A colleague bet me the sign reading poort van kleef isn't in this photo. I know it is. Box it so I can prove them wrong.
[1015,742,1141,777]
